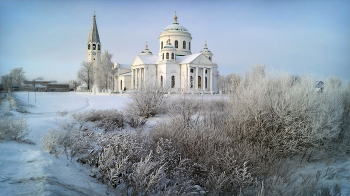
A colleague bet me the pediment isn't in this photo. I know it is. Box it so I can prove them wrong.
[190,54,212,65]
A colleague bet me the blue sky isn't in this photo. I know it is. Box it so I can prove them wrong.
[1,1,349,83]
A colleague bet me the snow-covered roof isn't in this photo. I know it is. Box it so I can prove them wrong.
[114,63,131,69]
[177,53,202,64]
[35,84,47,88]
[79,84,88,88]
[122,72,132,76]
[138,55,160,64]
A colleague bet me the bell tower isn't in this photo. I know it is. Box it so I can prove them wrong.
[87,12,101,71]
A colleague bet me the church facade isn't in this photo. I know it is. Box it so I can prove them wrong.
[86,13,218,93]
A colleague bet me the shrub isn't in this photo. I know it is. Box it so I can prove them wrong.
[40,128,66,156]
[125,83,168,118]
[0,117,29,142]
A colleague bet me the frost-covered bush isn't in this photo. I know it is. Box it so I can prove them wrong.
[126,83,168,118]
[56,110,68,117]
[40,129,66,156]
[72,109,125,131]
[0,117,29,142]
[227,66,346,160]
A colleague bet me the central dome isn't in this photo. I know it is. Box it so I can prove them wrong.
[163,22,189,32]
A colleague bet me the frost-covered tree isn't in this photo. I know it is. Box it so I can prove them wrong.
[68,80,81,90]
[9,67,26,90]
[77,61,94,90]
[95,50,113,90]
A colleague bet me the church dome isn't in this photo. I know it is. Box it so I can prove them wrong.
[159,12,192,56]
[140,43,153,55]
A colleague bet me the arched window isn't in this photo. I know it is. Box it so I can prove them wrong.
[166,53,169,59]
[98,45,100,50]
[183,41,186,49]
[190,76,193,88]
[93,44,96,50]
[189,42,191,50]
[175,40,178,48]
[198,76,201,88]
[171,53,174,59]
[88,44,91,50]
[121,80,123,90]
[161,41,163,49]
[160,76,163,87]
[162,53,164,59]
[171,76,175,88]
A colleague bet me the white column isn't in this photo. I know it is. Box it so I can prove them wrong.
[187,65,191,91]
[209,68,213,91]
[195,66,198,90]
[144,67,146,84]
[131,69,134,89]
[202,67,205,91]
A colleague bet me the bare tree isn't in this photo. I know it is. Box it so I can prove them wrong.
[77,61,94,90]
[68,80,81,90]
[95,50,113,90]
[9,68,26,90]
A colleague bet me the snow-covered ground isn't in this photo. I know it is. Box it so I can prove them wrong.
[0,92,130,196]
[1,91,349,195]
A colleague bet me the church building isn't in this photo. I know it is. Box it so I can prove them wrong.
[130,13,218,92]
[86,13,218,93]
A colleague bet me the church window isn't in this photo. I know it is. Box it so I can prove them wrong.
[183,41,186,49]
[198,76,201,88]
[171,53,174,59]
[189,42,191,50]
[166,53,169,59]
[171,76,175,88]
[161,41,163,49]
[190,76,193,88]
[175,40,178,48]
[209,56,211,61]
[161,76,163,87]
[190,69,193,73]
[162,53,164,59]
[205,70,207,74]
[98,45,100,50]
[88,44,91,50]
[121,80,123,90]
[94,58,95,60]
[93,44,96,50]
[205,77,207,88]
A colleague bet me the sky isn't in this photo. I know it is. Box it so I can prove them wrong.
[1,1,349,83]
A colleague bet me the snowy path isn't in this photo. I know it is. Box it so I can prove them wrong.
[0,92,129,196]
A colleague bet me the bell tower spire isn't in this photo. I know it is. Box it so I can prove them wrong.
[87,12,102,72]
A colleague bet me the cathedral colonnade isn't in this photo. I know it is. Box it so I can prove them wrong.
[131,67,146,89]
[187,66,213,92]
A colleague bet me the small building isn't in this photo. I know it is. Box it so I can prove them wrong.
[47,83,69,92]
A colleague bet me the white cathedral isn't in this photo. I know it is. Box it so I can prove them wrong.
[86,13,218,93]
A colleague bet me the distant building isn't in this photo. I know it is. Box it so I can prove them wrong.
[315,81,324,92]
[47,83,69,92]
[77,84,88,91]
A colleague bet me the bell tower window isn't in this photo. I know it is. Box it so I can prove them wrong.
[88,44,91,50]
[162,53,164,59]
[93,44,96,50]
[171,53,174,59]
[209,57,211,61]
[175,40,178,48]
[166,53,169,59]
[161,41,163,49]
[98,45,100,50]
[189,42,191,50]
[183,41,186,49]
